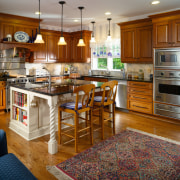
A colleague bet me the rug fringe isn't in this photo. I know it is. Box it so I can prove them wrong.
[127,127,180,145]
[46,165,73,180]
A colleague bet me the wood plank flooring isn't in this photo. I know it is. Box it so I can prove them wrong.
[0,109,180,180]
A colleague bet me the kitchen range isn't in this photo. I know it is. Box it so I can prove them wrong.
[154,48,180,120]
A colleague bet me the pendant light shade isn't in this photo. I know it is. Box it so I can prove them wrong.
[90,21,96,43]
[58,1,67,45]
[77,6,85,47]
[107,18,112,41]
[34,0,44,43]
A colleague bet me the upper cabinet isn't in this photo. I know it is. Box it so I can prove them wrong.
[118,18,153,63]
[0,13,92,63]
[0,13,39,51]
[149,10,180,48]
[71,31,91,63]
[33,30,91,63]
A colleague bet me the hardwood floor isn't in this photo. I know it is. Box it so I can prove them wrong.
[0,109,180,180]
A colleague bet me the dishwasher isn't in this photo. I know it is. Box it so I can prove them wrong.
[115,80,127,109]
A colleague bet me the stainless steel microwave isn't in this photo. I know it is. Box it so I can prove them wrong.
[154,48,180,69]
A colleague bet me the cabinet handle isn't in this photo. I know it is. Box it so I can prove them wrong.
[131,90,145,93]
[133,105,148,109]
[131,84,146,87]
[132,96,146,100]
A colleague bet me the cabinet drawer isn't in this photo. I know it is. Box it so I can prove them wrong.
[128,87,152,96]
[84,77,108,82]
[128,100,152,114]
[0,81,6,87]
[128,81,152,89]
[128,94,152,102]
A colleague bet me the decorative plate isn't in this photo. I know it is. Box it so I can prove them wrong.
[14,31,29,42]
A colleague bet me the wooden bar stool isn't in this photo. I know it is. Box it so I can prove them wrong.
[93,80,118,140]
[58,84,95,152]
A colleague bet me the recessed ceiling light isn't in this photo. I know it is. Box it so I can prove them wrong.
[35,11,41,15]
[151,1,160,5]
[105,12,111,15]
[74,19,79,22]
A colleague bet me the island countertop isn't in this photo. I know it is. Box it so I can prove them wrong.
[10,79,103,96]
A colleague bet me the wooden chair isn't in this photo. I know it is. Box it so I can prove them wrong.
[58,84,95,152]
[93,80,118,140]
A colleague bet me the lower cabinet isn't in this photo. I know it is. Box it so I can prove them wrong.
[83,77,108,82]
[0,81,6,111]
[127,81,153,114]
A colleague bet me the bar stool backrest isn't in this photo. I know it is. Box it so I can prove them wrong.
[101,80,118,106]
[73,84,95,110]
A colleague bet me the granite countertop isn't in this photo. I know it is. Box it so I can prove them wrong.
[10,79,103,96]
[82,75,153,83]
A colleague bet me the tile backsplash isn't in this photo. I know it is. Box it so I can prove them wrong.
[126,64,153,79]
[25,63,91,76]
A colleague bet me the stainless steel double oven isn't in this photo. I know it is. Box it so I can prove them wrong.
[154,48,180,120]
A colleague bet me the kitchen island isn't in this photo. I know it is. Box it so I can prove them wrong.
[9,79,103,154]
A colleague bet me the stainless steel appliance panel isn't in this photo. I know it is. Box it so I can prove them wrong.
[154,103,180,120]
[154,77,180,105]
[115,80,127,109]
[154,48,180,69]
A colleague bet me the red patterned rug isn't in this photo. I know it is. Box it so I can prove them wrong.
[47,128,180,180]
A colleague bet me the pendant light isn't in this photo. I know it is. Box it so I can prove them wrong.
[107,18,112,41]
[34,0,44,43]
[90,21,96,43]
[77,7,85,46]
[58,1,67,45]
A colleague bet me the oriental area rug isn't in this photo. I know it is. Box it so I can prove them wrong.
[47,128,180,180]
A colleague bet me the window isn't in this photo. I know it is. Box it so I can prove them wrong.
[91,39,124,71]
[113,58,124,69]
[98,58,107,69]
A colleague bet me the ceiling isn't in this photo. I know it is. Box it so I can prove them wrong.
[0,0,180,29]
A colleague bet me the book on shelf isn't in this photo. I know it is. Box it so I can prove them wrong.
[12,106,28,126]
[14,91,27,107]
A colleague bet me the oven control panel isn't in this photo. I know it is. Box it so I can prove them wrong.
[154,70,180,78]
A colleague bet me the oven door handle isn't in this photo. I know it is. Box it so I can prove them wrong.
[155,77,180,81]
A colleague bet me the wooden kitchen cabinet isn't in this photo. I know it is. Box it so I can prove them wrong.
[84,77,108,82]
[127,81,153,114]
[33,30,91,63]
[0,81,6,112]
[33,32,47,63]
[150,10,180,48]
[118,18,153,63]
[71,31,92,63]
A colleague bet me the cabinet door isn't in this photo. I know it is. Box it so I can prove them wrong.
[47,35,59,63]
[172,19,180,46]
[64,36,72,62]
[136,26,152,63]
[1,23,14,39]
[153,21,171,47]
[121,28,135,63]
[58,35,71,63]
[0,87,6,110]
[33,33,47,63]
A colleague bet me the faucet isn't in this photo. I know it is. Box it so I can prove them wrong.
[42,67,51,89]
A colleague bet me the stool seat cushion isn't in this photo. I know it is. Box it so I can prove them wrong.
[94,96,107,102]
[0,153,37,180]
[60,102,83,110]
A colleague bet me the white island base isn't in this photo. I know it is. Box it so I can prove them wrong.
[9,86,75,154]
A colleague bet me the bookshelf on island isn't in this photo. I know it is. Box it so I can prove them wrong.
[9,86,57,144]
